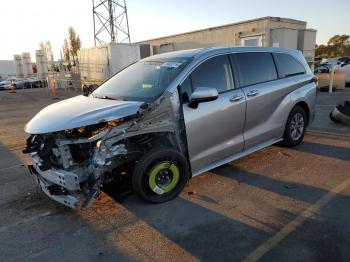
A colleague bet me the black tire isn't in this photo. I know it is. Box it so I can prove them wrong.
[132,146,190,203]
[280,106,307,147]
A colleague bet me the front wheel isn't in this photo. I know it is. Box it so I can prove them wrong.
[280,106,307,147]
[132,147,190,203]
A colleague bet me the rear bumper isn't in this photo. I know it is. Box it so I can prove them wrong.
[28,155,82,208]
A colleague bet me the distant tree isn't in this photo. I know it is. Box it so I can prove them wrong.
[328,34,350,46]
[316,34,350,58]
[61,27,82,67]
[315,44,330,58]
[39,41,54,61]
[328,35,350,57]
[62,39,71,62]
[68,27,81,61]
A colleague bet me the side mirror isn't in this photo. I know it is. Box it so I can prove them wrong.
[188,87,218,108]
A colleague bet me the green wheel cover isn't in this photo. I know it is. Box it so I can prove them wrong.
[148,161,180,193]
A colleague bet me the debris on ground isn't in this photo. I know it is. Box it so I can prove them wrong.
[330,100,350,126]
[279,151,292,157]
[195,195,219,204]
[284,184,298,190]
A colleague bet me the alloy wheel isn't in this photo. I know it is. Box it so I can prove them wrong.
[290,112,305,141]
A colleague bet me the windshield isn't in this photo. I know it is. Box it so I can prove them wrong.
[92,57,192,102]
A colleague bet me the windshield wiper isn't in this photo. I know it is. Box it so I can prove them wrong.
[94,95,116,100]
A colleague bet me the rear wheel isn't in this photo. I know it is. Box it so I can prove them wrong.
[132,147,190,203]
[280,106,307,147]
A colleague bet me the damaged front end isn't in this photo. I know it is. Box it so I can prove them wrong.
[23,55,193,208]
[24,121,123,208]
[23,92,186,208]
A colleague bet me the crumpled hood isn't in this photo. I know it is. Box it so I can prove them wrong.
[25,95,144,134]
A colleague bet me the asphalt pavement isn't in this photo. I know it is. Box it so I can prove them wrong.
[0,88,349,262]
[309,88,350,137]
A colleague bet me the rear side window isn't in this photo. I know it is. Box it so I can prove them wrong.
[274,53,306,78]
[233,52,278,87]
[190,55,234,93]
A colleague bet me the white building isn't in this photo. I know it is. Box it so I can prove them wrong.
[0,60,16,78]
[138,16,317,65]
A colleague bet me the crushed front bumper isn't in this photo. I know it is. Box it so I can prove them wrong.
[28,155,83,208]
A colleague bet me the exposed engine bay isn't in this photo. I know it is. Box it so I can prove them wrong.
[23,92,187,208]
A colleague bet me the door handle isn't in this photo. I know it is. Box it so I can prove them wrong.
[246,89,259,97]
[229,94,244,102]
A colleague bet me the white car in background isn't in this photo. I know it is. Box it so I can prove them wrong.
[0,80,10,90]
[339,64,350,84]
[0,78,43,90]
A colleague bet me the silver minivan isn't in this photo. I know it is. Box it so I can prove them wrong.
[24,47,316,208]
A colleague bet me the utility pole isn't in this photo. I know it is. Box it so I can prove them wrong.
[92,0,131,46]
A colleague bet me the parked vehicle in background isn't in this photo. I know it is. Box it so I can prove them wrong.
[314,62,345,74]
[0,78,22,89]
[315,57,350,85]
[0,80,10,90]
[314,64,332,73]
[339,64,350,84]
[82,84,99,96]
[13,79,28,89]
[23,47,316,208]
[321,58,341,65]
[26,78,44,88]
[339,56,350,67]
[316,57,350,73]
[0,78,45,90]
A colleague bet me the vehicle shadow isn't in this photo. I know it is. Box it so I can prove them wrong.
[109,162,350,261]
[103,177,274,261]
[289,141,350,161]
[0,142,135,262]
[2,139,349,261]
[117,193,272,262]
[211,164,349,203]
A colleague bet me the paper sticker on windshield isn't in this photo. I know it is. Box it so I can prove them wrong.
[160,62,183,68]
[142,83,153,89]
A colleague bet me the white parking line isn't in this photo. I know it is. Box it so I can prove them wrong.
[244,177,350,262]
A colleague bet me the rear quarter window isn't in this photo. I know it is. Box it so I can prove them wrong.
[273,53,306,78]
[232,52,278,87]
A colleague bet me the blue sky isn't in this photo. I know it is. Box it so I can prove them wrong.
[0,0,349,60]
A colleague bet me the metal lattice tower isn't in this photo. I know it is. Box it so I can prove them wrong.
[92,0,131,46]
